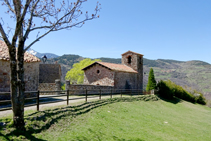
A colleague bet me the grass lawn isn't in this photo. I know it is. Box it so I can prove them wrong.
[0,95,211,141]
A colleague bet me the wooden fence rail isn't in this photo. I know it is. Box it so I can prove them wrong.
[0,89,155,112]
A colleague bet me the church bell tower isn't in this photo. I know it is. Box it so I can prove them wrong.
[121,51,143,90]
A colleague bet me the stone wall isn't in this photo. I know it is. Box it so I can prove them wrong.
[38,83,57,95]
[24,62,40,91]
[114,71,138,89]
[0,60,39,92]
[68,84,114,90]
[39,64,61,83]
[0,60,10,92]
[83,64,115,86]
[67,84,114,95]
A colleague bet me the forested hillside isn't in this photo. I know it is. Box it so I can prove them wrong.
[46,54,211,99]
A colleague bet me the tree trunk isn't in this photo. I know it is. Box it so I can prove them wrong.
[10,44,25,130]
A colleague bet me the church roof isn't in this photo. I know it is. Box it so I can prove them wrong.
[0,40,40,62]
[122,50,144,56]
[82,61,138,73]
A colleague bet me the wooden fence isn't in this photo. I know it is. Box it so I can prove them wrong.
[0,89,154,112]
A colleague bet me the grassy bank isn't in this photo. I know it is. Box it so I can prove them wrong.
[0,95,211,140]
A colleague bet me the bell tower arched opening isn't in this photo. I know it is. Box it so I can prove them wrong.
[127,56,132,64]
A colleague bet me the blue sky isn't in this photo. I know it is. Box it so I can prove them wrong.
[1,0,211,63]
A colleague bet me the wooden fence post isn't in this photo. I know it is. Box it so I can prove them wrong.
[120,89,122,98]
[85,89,88,102]
[130,89,132,97]
[110,89,112,98]
[99,89,101,100]
[37,91,40,111]
[67,90,69,105]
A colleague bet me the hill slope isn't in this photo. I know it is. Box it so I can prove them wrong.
[34,97,211,140]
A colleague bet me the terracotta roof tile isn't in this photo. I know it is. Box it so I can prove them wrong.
[0,40,40,62]
[82,61,138,73]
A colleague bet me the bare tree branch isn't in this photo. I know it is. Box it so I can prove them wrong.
[23,0,40,41]
[24,15,96,51]
[25,0,100,51]
[3,0,15,14]
[0,23,11,47]
[11,0,22,47]
[12,0,21,17]
[20,0,33,23]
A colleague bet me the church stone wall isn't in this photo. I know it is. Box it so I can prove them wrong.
[114,71,138,89]
[83,64,115,86]
[122,52,139,71]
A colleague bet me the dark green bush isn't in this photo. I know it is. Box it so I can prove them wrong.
[174,85,195,103]
[196,94,206,105]
[193,90,206,105]
[157,80,206,105]
[157,80,174,99]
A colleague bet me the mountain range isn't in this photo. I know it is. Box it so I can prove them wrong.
[31,49,211,100]
[27,48,59,59]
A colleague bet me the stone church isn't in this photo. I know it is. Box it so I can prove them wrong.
[82,51,143,89]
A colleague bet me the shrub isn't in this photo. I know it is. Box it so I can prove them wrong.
[174,84,195,103]
[196,94,206,105]
[157,80,174,99]
[157,80,206,105]
[192,90,206,105]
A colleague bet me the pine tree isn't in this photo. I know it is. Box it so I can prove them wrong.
[146,68,157,91]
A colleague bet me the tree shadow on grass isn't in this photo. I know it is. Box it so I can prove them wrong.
[113,136,145,141]
[0,95,159,140]
[156,95,182,104]
[73,129,145,141]
[0,132,10,141]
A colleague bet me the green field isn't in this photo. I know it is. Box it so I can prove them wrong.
[0,95,211,141]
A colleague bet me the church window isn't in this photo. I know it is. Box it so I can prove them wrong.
[97,70,100,74]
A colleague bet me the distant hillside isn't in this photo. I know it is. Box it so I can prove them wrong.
[47,54,211,99]
[97,57,121,64]
[52,54,84,66]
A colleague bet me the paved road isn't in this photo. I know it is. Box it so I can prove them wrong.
[0,94,123,117]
